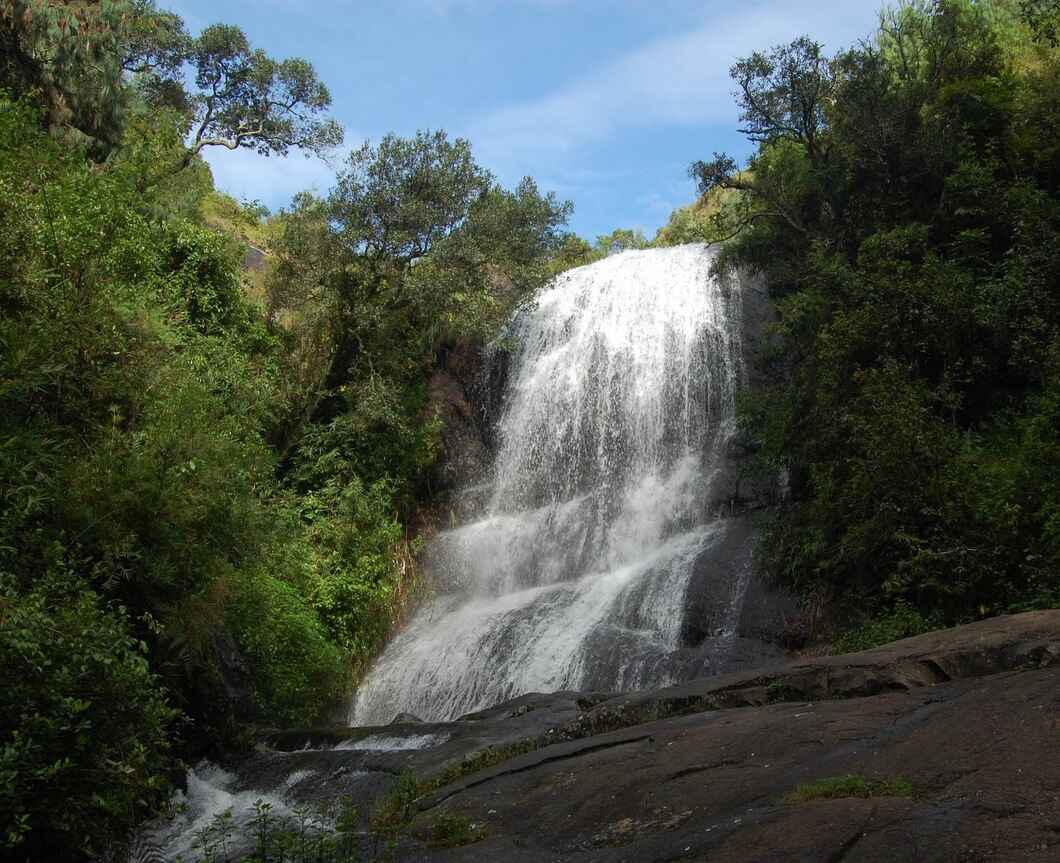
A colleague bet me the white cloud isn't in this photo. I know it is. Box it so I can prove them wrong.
[468,0,880,165]
[638,191,677,220]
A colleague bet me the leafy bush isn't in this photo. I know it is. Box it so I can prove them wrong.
[0,574,176,860]
[161,219,256,336]
[833,602,948,654]
[226,571,347,726]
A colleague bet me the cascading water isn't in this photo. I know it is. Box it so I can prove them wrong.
[353,244,749,725]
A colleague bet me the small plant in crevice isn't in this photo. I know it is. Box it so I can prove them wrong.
[785,774,914,804]
[765,680,803,704]
[369,770,421,840]
[422,813,487,849]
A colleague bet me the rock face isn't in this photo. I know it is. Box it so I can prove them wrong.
[400,611,1060,863]
[419,663,1058,862]
[145,611,1060,862]
[425,344,493,523]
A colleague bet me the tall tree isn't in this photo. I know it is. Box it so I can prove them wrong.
[184,23,342,164]
[0,1,342,165]
[702,0,1060,627]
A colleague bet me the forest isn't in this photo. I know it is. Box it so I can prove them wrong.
[689,0,1060,644]
[1,0,1058,860]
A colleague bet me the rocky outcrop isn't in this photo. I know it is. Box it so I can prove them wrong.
[150,612,1059,862]
[424,341,496,525]
[402,611,1059,862]
[415,659,1058,862]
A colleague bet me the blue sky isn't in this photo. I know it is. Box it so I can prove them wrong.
[167,0,884,240]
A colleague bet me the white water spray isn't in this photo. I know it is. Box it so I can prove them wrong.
[353,244,747,724]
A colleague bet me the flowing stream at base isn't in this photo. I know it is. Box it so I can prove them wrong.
[353,244,749,725]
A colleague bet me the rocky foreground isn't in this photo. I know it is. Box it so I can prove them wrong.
[156,611,1059,862]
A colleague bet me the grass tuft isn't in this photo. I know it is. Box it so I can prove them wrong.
[423,813,487,848]
[785,774,913,803]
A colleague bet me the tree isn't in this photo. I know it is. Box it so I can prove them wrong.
[184,23,343,164]
[0,2,342,165]
[731,36,833,158]
[0,0,140,153]
[549,233,597,273]
[687,36,838,244]
[330,130,492,262]
[121,0,191,78]
[594,227,649,255]
[275,130,569,483]
[327,129,569,333]
[700,0,1060,626]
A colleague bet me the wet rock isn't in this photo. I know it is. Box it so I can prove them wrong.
[426,361,491,521]
[210,628,255,720]
[680,514,801,653]
[146,612,1060,862]
[404,610,1060,862]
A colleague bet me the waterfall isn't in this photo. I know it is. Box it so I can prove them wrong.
[352,244,749,725]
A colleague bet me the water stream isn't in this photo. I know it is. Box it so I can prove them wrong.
[352,244,749,724]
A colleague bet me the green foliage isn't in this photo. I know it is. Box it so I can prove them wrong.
[292,451,411,657]
[161,218,256,335]
[0,1,572,854]
[546,226,653,275]
[332,130,493,262]
[418,737,543,794]
[654,185,747,247]
[327,130,570,341]
[201,191,274,252]
[187,24,342,161]
[424,813,487,849]
[369,770,421,840]
[712,0,1060,624]
[0,0,153,153]
[0,91,346,854]
[592,227,649,255]
[765,680,803,703]
[226,570,346,726]
[189,795,363,863]
[1022,0,1060,45]
[0,574,176,860]
[0,0,340,166]
[833,602,948,653]
[785,775,913,803]
[548,232,598,274]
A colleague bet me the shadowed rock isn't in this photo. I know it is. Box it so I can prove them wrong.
[144,611,1059,862]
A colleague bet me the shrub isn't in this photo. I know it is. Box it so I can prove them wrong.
[226,571,347,726]
[425,813,487,849]
[834,602,948,653]
[0,574,176,860]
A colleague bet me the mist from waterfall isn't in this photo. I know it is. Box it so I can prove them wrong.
[352,244,746,725]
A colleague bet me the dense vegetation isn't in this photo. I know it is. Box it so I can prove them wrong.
[691,0,1060,635]
[0,2,569,860]
[5,0,1059,858]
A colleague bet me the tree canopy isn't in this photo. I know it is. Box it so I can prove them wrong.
[186,23,342,161]
[0,5,568,859]
[705,0,1060,634]
[0,0,342,164]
